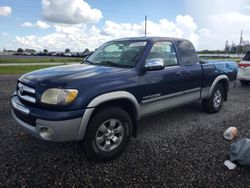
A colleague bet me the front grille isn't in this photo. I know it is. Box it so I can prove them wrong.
[17,82,36,104]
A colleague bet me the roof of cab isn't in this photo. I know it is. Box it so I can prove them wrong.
[111,36,187,42]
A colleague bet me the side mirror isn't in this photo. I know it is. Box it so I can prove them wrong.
[145,59,165,71]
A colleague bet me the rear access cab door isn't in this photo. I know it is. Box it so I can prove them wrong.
[139,39,202,117]
[175,40,202,92]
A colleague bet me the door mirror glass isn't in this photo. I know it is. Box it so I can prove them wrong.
[145,59,164,71]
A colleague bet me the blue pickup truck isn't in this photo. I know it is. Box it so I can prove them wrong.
[11,37,238,161]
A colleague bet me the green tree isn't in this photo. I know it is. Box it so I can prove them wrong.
[43,49,48,54]
[82,48,90,55]
[17,48,24,53]
[65,48,70,53]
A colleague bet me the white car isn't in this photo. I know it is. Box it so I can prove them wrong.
[238,51,250,85]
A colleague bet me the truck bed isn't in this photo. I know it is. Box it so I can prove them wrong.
[200,60,238,89]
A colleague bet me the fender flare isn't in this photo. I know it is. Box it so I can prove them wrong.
[77,91,140,140]
[208,75,229,97]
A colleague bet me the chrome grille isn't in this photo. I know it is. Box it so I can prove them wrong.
[17,82,36,104]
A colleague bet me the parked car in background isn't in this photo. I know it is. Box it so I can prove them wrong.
[64,52,72,57]
[238,51,250,85]
[22,51,32,56]
[11,37,238,161]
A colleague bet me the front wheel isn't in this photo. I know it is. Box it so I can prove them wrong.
[82,106,132,162]
[202,84,224,114]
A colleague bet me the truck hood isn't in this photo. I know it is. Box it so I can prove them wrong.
[18,63,139,111]
[19,63,136,86]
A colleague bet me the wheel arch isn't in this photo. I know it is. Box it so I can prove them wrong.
[208,75,229,101]
[77,91,140,140]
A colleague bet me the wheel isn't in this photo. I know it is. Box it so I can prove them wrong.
[202,84,224,114]
[240,80,249,85]
[82,106,132,162]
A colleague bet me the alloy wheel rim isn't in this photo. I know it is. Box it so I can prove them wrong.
[213,90,222,109]
[95,119,124,152]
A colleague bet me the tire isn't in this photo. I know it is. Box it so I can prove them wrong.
[202,84,224,114]
[240,80,249,85]
[82,106,132,162]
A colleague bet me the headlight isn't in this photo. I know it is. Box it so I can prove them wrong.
[41,89,78,105]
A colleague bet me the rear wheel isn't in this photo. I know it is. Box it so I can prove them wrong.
[240,80,249,85]
[82,106,132,162]
[202,84,224,114]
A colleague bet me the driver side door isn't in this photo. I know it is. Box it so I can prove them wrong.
[139,41,186,117]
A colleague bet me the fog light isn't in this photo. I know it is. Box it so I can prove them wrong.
[40,127,55,140]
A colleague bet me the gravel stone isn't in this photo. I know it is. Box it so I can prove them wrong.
[0,76,250,187]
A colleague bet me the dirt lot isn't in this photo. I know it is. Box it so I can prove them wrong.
[0,76,250,187]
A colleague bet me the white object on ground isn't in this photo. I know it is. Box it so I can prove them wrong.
[223,127,238,140]
[224,160,236,170]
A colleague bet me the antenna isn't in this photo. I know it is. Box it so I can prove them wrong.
[144,15,147,37]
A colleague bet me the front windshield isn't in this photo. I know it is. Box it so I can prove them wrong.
[86,40,147,68]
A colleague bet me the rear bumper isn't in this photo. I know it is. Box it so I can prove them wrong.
[238,74,250,81]
[11,96,85,142]
[238,68,250,81]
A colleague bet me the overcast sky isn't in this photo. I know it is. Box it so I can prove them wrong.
[0,0,250,51]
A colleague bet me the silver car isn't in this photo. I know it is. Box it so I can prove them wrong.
[238,51,250,85]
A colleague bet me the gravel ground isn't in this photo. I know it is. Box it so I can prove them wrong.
[0,76,250,187]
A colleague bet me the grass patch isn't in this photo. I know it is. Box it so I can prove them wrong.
[0,57,82,64]
[0,65,56,75]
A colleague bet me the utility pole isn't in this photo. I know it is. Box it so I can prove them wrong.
[225,41,229,53]
[238,30,243,58]
[144,15,147,37]
[240,30,243,46]
[79,30,83,54]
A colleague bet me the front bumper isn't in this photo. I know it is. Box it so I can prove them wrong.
[11,96,84,142]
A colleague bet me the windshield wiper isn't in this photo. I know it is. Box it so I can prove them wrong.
[99,61,119,66]
[83,59,95,65]
[99,61,133,68]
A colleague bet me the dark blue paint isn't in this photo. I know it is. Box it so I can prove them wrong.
[12,95,85,121]
[201,60,238,87]
[14,37,238,121]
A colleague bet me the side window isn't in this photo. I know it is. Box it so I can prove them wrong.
[146,42,178,67]
[176,40,199,65]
